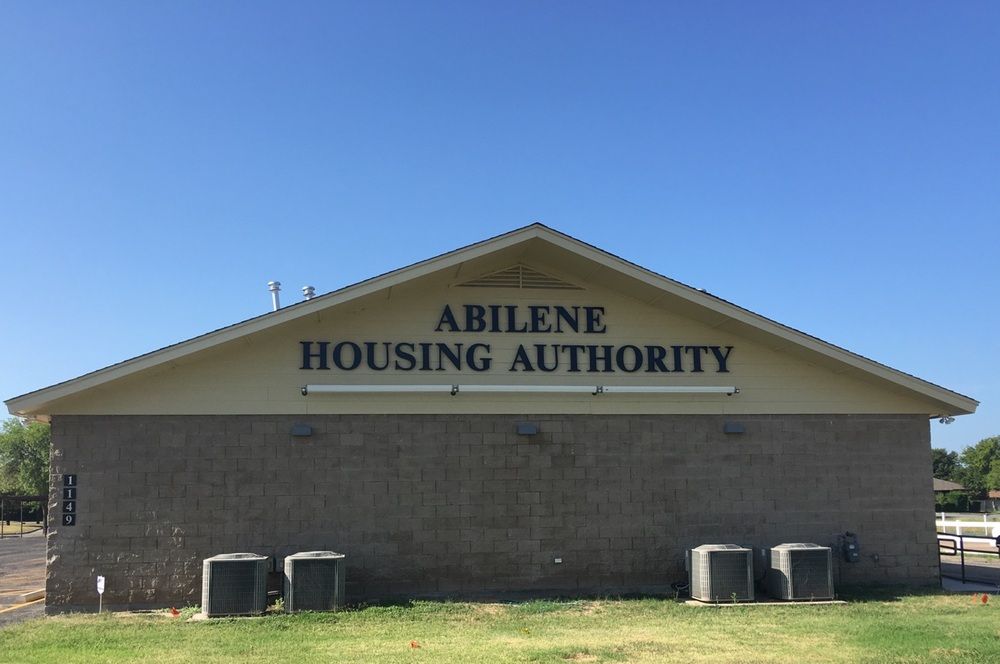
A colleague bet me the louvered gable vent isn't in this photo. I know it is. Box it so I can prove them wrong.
[457,264,581,290]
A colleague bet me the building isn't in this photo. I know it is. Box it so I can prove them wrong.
[932,478,965,493]
[981,491,1000,513]
[5,224,978,612]
[934,477,965,493]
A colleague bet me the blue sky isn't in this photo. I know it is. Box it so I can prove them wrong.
[1,2,997,452]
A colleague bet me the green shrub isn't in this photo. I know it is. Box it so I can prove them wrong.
[935,491,973,513]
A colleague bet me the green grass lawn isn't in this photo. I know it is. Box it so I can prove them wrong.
[1,590,998,663]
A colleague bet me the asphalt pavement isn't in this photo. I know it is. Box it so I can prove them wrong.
[0,529,46,629]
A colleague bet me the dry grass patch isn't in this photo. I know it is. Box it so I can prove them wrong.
[0,520,43,536]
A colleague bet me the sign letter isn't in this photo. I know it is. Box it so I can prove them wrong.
[435,305,460,332]
[300,341,330,370]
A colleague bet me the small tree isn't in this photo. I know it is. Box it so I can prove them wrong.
[0,418,50,496]
[987,456,1000,493]
[957,435,1000,495]
[931,448,960,480]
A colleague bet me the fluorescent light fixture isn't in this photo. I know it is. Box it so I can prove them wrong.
[302,384,456,396]
[597,386,739,394]
[301,384,739,396]
[459,384,594,394]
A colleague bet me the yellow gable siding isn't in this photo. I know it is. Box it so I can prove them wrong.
[43,270,936,416]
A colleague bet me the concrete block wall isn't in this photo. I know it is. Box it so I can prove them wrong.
[46,413,936,611]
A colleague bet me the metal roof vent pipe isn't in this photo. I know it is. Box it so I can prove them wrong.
[268,281,281,311]
[302,285,316,301]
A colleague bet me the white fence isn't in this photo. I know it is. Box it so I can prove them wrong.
[936,513,1000,540]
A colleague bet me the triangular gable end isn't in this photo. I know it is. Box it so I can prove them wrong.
[4,223,978,419]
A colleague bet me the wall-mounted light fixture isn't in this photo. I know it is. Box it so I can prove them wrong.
[290,424,313,437]
[516,423,539,436]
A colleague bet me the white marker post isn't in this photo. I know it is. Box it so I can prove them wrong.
[97,575,105,613]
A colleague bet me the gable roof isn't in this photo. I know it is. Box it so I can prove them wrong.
[933,478,966,492]
[5,223,978,419]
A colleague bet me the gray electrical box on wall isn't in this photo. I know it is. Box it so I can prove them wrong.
[841,532,860,563]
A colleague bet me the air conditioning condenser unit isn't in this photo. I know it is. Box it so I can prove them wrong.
[283,550,346,612]
[766,543,834,600]
[688,544,754,602]
[201,553,269,617]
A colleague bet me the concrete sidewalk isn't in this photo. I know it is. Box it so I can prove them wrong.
[0,529,46,628]
[940,558,1000,593]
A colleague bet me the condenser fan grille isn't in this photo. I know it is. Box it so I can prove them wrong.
[284,551,346,612]
[689,544,754,602]
[201,553,269,617]
[767,544,834,600]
